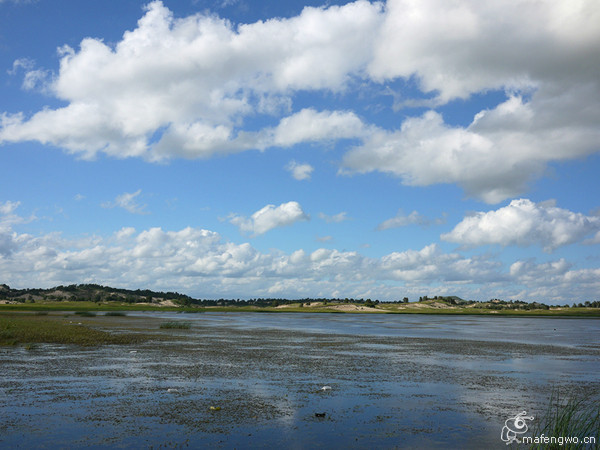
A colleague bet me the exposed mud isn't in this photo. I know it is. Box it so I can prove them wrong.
[1,313,598,448]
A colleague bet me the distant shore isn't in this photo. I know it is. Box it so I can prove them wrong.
[1,299,599,317]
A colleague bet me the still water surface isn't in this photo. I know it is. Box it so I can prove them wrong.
[132,311,600,346]
[1,312,598,449]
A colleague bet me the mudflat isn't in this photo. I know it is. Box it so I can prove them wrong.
[1,312,598,448]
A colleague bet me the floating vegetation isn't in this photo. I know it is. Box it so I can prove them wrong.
[159,322,191,329]
[104,311,127,316]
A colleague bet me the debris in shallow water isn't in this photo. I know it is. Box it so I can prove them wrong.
[129,350,137,354]
[167,388,179,393]
[321,386,332,391]
[314,412,326,418]
[209,406,221,411]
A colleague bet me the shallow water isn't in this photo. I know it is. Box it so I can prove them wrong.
[1,312,598,449]
[132,311,600,346]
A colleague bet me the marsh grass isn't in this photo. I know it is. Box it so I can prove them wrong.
[159,321,191,329]
[0,313,146,346]
[74,311,97,317]
[530,391,600,449]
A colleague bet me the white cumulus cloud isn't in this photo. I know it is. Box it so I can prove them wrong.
[0,1,380,160]
[0,0,598,201]
[508,258,600,303]
[286,160,314,181]
[442,199,600,251]
[0,202,598,303]
[229,201,309,236]
[344,0,600,202]
[268,108,366,148]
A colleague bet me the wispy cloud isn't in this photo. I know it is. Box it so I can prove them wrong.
[378,210,445,230]
[0,200,20,216]
[0,200,36,228]
[319,212,349,223]
[102,189,148,215]
[316,235,333,243]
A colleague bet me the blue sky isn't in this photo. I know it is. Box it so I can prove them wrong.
[1,0,599,303]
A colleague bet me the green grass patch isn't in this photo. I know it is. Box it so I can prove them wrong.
[159,321,191,329]
[0,313,146,346]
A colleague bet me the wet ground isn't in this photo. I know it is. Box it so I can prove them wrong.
[1,312,599,449]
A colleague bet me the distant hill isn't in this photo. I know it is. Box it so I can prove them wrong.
[0,283,195,306]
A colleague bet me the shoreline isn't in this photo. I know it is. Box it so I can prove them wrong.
[1,301,600,317]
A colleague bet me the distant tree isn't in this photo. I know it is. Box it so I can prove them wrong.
[403,297,409,303]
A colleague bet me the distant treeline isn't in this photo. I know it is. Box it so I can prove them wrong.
[0,283,598,309]
[0,283,392,307]
[0,283,195,306]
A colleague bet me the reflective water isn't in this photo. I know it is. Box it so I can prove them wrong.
[1,312,598,449]
[131,311,600,347]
